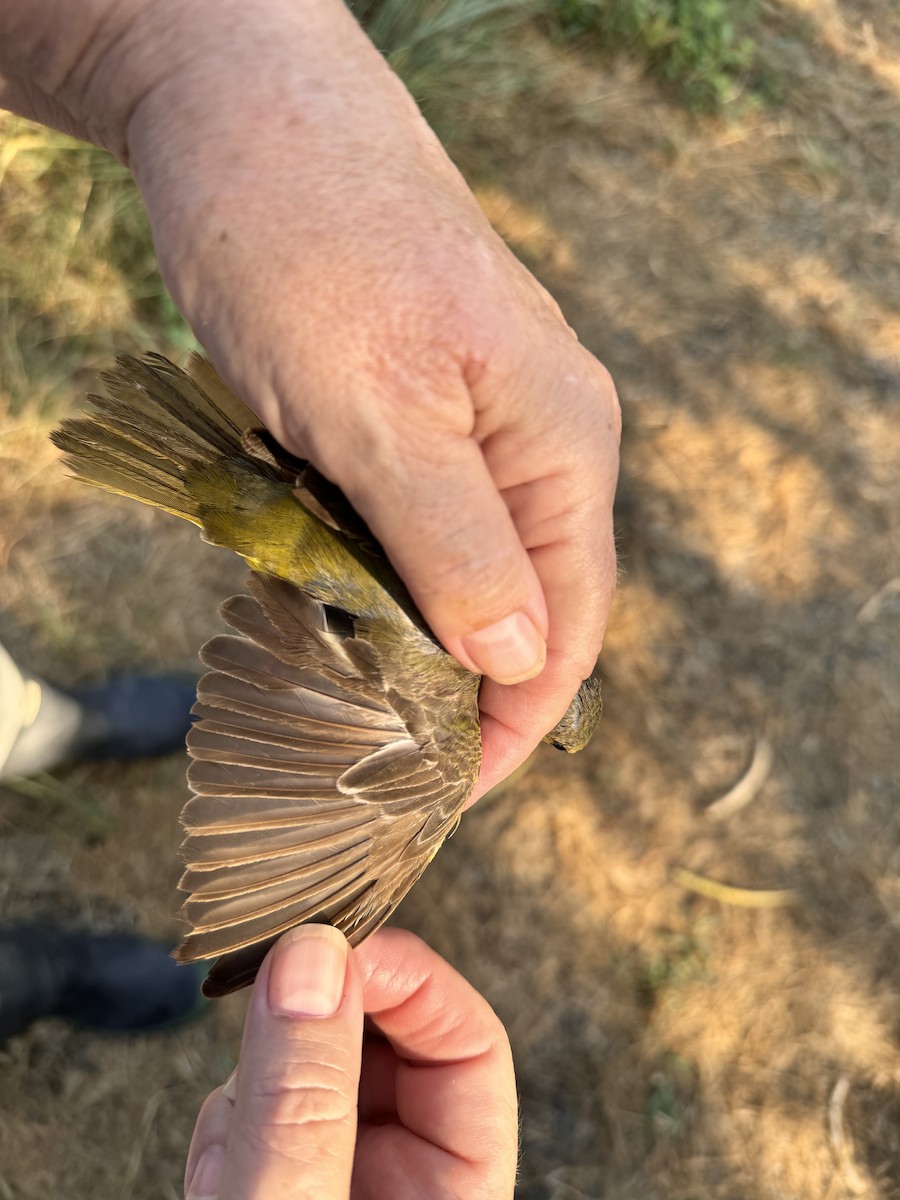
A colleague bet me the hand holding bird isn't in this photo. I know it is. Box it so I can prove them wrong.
[1,0,620,800]
[54,354,603,995]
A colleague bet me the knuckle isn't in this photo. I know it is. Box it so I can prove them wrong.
[574,352,621,435]
[275,402,315,461]
[473,1151,518,1200]
[590,359,623,441]
[440,1129,517,1200]
[308,392,472,498]
[548,629,603,693]
[240,1058,356,1153]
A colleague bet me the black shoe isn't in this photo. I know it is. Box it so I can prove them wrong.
[68,674,197,762]
[0,923,206,1043]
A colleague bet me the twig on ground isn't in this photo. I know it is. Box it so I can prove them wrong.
[828,1074,867,1194]
[674,868,798,908]
[705,738,774,821]
[856,577,900,624]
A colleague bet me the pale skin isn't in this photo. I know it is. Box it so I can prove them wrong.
[2,0,618,1192]
[184,927,518,1199]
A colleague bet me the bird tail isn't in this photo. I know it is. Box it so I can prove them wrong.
[51,353,261,527]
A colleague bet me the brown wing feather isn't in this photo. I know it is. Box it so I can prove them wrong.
[176,573,479,997]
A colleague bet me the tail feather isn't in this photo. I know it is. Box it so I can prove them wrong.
[58,416,187,483]
[100,353,254,456]
[54,419,197,521]
[86,392,218,463]
[51,353,263,525]
[185,353,259,435]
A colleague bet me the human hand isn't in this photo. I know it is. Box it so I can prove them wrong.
[1,0,620,797]
[184,925,517,1200]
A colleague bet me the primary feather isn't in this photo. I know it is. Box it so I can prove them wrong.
[182,574,478,997]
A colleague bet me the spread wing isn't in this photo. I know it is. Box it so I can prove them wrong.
[176,573,480,997]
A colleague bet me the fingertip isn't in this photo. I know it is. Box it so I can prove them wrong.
[267,924,350,1019]
[455,610,547,685]
[186,1143,225,1200]
[223,927,363,1197]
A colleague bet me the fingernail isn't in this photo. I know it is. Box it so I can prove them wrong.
[461,611,546,684]
[268,925,348,1018]
[186,1143,225,1200]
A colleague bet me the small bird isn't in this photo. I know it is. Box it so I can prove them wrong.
[52,354,602,997]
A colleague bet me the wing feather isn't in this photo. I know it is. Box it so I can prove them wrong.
[176,573,480,996]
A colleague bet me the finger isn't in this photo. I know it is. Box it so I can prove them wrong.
[470,340,620,795]
[353,928,517,1196]
[474,516,617,798]
[283,364,551,688]
[357,1034,399,1124]
[185,1143,226,1200]
[217,925,363,1200]
[185,1086,234,1198]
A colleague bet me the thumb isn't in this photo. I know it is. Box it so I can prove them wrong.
[214,926,362,1200]
[330,416,549,688]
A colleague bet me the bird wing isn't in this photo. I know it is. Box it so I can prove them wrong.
[177,573,479,997]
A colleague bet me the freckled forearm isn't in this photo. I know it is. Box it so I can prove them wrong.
[0,0,363,158]
[0,0,170,153]
[1,2,123,136]
[1,2,116,91]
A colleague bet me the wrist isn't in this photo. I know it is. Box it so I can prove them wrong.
[0,0,157,154]
[0,0,365,161]
[122,0,405,172]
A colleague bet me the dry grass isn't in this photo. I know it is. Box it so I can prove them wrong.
[1,0,899,1196]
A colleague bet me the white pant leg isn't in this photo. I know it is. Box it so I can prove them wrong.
[0,644,84,778]
[0,643,32,774]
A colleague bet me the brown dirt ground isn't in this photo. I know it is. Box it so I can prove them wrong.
[1,1,898,1196]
